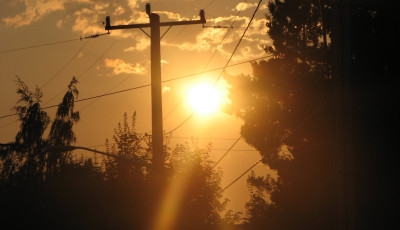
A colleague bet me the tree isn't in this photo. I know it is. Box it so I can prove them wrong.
[11,76,50,178]
[226,0,397,229]
[104,114,227,230]
[104,112,150,183]
[47,76,80,173]
[0,77,109,230]
[167,141,226,230]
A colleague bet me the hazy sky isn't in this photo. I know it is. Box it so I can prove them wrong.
[0,0,272,213]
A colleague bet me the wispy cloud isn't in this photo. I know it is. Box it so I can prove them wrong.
[233,2,258,12]
[104,58,145,75]
[162,86,171,94]
[2,0,65,28]
[153,11,189,21]
[123,36,150,52]
[161,15,270,60]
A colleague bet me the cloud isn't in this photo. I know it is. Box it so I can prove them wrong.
[123,36,150,52]
[233,2,258,12]
[56,19,64,28]
[162,86,171,94]
[153,11,189,21]
[2,0,65,28]
[71,1,147,38]
[2,0,95,28]
[104,58,145,75]
[161,15,270,60]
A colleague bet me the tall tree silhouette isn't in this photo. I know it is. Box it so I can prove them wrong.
[47,76,80,173]
[12,76,50,178]
[226,0,397,229]
[0,77,101,230]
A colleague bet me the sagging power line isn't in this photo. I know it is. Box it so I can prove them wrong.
[165,0,264,135]
[104,3,207,172]
[0,55,270,121]
[163,0,249,121]
[0,32,109,55]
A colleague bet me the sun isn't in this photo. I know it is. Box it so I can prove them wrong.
[187,83,222,114]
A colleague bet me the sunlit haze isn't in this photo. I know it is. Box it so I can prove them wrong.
[0,0,271,214]
[187,83,223,114]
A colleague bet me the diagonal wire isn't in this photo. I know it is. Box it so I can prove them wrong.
[221,98,329,192]
[0,55,270,120]
[77,75,131,112]
[212,136,242,169]
[213,0,262,86]
[41,39,91,90]
[221,158,263,192]
[165,0,263,134]
[43,40,117,106]
[203,0,218,9]
[0,38,82,54]
[163,0,248,121]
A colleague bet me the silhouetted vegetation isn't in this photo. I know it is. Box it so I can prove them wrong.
[1,0,397,229]
[225,0,397,229]
[0,78,228,230]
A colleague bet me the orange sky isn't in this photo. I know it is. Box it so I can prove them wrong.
[0,0,272,213]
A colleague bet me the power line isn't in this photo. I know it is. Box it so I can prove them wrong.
[213,0,262,85]
[221,158,263,192]
[43,40,117,106]
[50,54,270,115]
[74,84,149,104]
[165,113,194,135]
[77,75,131,112]
[203,25,264,29]
[203,0,218,9]
[212,136,241,169]
[65,143,258,153]
[163,0,249,121]
[221,98,329,192]
[165,0,263,134]
[0,38,82,54]
[41,39,91,90]
[0,55,270,120]
[0,26,110,55]
[171,136,239,141]
[164,55,270,83]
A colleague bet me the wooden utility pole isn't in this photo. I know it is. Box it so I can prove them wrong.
[105,4,206,172]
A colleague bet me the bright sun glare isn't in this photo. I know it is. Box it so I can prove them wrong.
[188,83,222,114]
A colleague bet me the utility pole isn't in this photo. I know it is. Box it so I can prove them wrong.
[105,4,206,173]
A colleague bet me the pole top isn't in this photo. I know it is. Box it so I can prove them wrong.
[146,3,151,16]
[200,9,206,24]
[105,16,111,31]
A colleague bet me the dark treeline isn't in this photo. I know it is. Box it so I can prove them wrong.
[0,78,227,230]
[225,0,397,230]
[1,0,397,229]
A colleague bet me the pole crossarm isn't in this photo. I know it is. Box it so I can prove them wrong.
[105,10,206,31]
[105,20,205,30]
[103,4,206,173]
